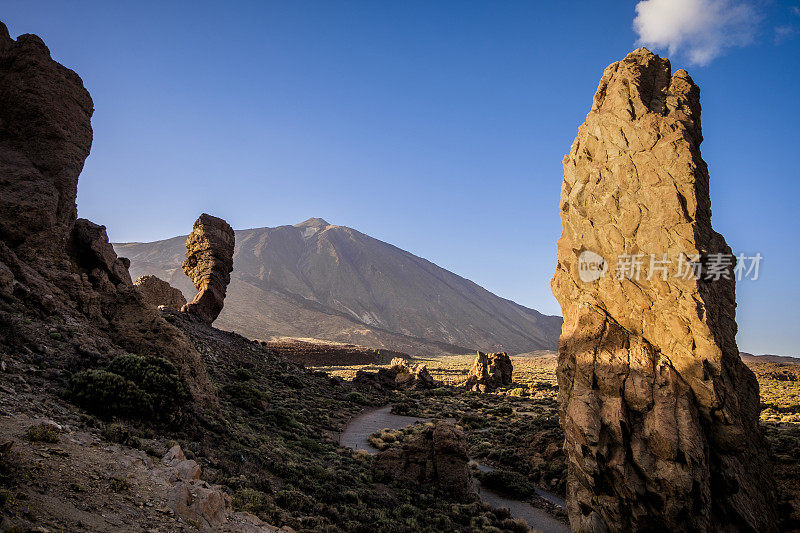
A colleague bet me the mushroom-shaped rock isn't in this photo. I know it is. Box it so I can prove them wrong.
[181,214,235,324]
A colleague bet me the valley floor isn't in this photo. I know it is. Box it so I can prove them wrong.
[320,353,800,531]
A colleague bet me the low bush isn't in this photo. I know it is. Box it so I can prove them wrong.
[476,469,535,499]
[69,354,188,420]
[345,392,369,405]
[233,488,271,515]
[25,423,60,443]
[102,423,139,447]
[224,382,270,411]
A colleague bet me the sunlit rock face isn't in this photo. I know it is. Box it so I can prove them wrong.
[551,48,777,532]
[181,214,235,324]
[464,351,513,392]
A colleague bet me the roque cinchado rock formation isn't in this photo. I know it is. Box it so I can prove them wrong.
[134,275,187,311]
[551,48,777,531]
[181,214,235,324]
[464,351,513,392]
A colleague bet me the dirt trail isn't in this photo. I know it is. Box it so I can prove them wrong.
[339,405,569,533]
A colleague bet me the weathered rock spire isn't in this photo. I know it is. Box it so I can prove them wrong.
[551,48,776,531]
[181,213,235,324]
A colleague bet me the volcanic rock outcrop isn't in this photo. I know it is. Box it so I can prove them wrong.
[374,421,471,498]
[0,24,93,258]
[181,214,235,324]
[354,357,437,391]
[0,22,214,409]
[134,275,187,311]
[551,48,776,531]
[464,351,513,392]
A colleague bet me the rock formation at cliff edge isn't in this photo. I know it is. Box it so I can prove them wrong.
[0,21,214,410]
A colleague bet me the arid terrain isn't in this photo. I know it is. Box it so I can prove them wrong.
[2,10,798,533]
[318,353,800,530]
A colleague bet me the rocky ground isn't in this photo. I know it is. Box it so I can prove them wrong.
[323,353,800,531]
[0,310,544,532]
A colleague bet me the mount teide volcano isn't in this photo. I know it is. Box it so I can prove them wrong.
[115,218,561,355]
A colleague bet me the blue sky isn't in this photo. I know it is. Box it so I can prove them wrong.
[4,1,799,355]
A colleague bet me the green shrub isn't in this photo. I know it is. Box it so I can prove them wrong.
[234,368,254,381]
[477,469,535,499]
[107,354,188,413]
[298,436,325,453]
[69,354,188,420]
[280,374,304,389]
[275,489,309,511]
[109,476,129,492]
[224,382,270,411]
[102,423,139,447]
[233,488,270,515]
[0,489,10,509]
[70,369,151,418]
[489,405,513,416]
[25,423,60,443]
[345,392,369,405]
[263,407,296,427]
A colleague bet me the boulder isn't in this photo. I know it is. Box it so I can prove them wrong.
[464,351,512,392]
[551,48,776,531]
[354,358,437,391]
[134,275,187,311]
[375,421,471,498]
[181,214,235,324]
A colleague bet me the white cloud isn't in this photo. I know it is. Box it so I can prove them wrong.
[633,0,759,66]
[775,25,798,44]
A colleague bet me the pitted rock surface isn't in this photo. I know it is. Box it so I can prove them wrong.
[465,351,513,392]
[0,22,93,258]
[181,214,235,324]
[374,420,471,498]
[551,48,776,531]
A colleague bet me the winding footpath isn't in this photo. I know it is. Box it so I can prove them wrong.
[338,405,569,533]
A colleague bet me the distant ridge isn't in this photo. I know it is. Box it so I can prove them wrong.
[740,352,800,365]
[115,218,562,356]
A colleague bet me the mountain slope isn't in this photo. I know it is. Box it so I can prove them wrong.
[115,218,562,355]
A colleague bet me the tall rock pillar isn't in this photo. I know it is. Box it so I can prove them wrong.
[551,48,776,531]
[181,213,235,324]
